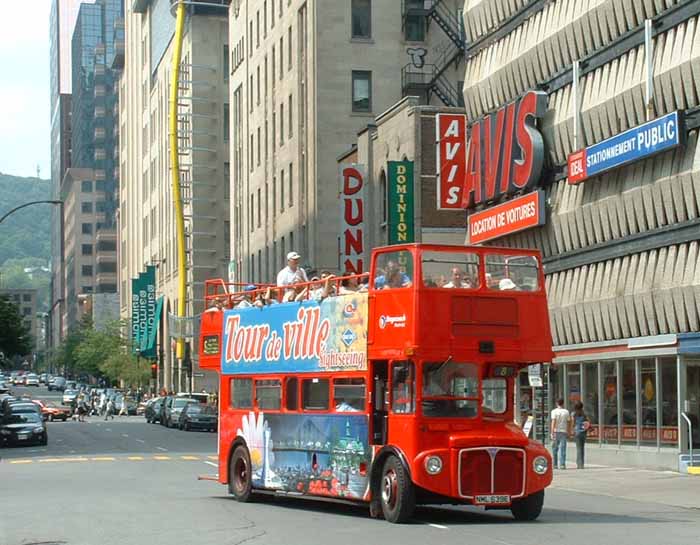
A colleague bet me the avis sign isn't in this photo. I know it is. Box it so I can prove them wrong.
[435,90,548,210]
[339,164,367,274]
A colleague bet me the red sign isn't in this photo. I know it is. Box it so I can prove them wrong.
[339,164,366,274]
[436,113,467,209]
[567,149,586,184]
[467,190,545,244]
[462,90,548,209]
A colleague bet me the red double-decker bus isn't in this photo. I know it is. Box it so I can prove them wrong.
[199,243,553,523]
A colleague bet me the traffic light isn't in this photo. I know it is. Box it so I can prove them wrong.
[151,362,157,379]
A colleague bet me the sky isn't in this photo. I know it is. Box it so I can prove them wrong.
[0,0,52,180]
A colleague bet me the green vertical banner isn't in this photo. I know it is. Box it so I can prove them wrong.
[131,276,143,354]
[139,266,156,359]
[145,296,164,360]
[388,160,415,244]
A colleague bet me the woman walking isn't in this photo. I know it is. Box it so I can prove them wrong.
[572,401,590,469]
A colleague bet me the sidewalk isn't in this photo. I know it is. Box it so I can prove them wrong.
[549,463,700,510]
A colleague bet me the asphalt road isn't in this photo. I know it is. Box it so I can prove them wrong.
[2,385,699,545]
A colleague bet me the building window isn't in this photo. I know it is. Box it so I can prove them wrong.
[288,163,293,207]
[287,26,292,70]
[272,45,276,86]
[81,181,93,192]
[280,169,285,212]
[280,102,284,146]
[81,244,93,256]
[96,201,106,213]
[224,103,230,141]
[263,1,268,37]
[404,1,425,42]
[81,202,93,214]
[288,94,293,139]
[351,0,371,39]
[83,286,93,294]
[249,20,253,57]
[257,126,261,166]
[81,223,93,235]
[257,188,261,228]
[250,133,254,171]
[279,36,283,80]
[249,74,254,112]
[224,44,229,79]
[256,65,261,105]
[256,11,260,48]
[272,176,277,213]
[22,294,31,302]
[352,71,372,112]
[23,307,31,316]
[224,162,230,199]
[81,265,93,277]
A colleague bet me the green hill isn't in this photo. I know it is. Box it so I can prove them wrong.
[0,172,52,310]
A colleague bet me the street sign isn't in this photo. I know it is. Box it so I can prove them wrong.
[193,372,205,378]
[528,364,543,387]
[522,415,534,437]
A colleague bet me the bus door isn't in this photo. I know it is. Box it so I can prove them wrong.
[388,360,416,441]
[371,361,388,445]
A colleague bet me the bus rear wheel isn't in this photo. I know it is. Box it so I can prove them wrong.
[229,445,253,502]
[380,456,415,523]
[510,490,544,521]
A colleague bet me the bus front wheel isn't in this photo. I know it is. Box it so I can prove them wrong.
[380,456,415,523]
[510,490,544,521]
[229,445,253,502]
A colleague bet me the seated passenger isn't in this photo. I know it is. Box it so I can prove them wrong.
[310,271,335,301]
[442,267,471,288]
[498,278,517,290]
[260,287,280,305]
[235,285,259,308]
[374,261,411,289]
[335,401,361,412]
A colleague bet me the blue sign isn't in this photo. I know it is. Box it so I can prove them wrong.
[568,111,682,184]
[220,295,368,375]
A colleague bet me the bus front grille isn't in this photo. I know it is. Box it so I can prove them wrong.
[458,447,526,499]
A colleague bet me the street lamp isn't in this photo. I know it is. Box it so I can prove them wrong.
[0,200,65,364]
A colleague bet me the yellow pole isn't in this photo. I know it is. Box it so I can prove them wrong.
[169,1,187,359]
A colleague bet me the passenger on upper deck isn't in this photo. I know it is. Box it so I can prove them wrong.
[236,285,262,309]
[338,273,367,294]
[277,251,308,287]
[374,261,411,289]
[442,267,472,289]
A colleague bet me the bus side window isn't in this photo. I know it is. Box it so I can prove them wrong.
[286,377,298,411]
[231,378,253,409]
[334,378,366,412]
[391,361,415,414]
[256,379,281,410]
[302,378,329,411]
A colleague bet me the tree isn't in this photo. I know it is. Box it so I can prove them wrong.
[0,295,32,366]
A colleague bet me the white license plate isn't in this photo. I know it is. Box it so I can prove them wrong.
[17,434,29,441]
[475,494,510,505]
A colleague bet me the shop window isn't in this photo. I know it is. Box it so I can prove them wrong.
[583,363,599,443]
[640,359,657,446]
[256,379,281,410]
[231,378,253,409]
[302,378,329,410]
[620,361,637,444]
[391,360,414,414]
[334,378,366,412]
[567,364,581,408]
[660,357,678,446]
[602,361,618,444]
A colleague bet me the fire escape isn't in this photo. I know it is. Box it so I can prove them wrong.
[401,0,465,107]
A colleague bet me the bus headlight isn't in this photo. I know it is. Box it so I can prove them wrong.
[425,456,443,475]
[533,456,548,475]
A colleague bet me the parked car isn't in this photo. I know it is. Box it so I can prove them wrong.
[176,392,209,404]
[39,373,48,384]
[178,403,217,432]
[48,377,66,392]
[145,398,163,424]
[65,381,77,390]
[32,400,71,422]
[0,381,9,395]
[62,389,78,406]
[0,411,48,446]
[24,374,39,387]
[163,397,198,428]
[1,398,41,417]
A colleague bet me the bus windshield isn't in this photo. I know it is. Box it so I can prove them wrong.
[421,361,479,418]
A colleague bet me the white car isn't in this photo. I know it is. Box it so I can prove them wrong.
[62,389,78,405]
[25,374,39,387]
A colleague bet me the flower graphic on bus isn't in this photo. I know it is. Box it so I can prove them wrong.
[237,411,281,489]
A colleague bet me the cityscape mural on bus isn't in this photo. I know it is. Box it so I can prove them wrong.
[237,411,371,499]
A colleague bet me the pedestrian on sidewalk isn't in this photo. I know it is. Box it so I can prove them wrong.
[550,398,571,469]
[572,401,590,469]
[104,399,115,420]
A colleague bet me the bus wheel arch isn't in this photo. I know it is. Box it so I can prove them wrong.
[369,446,413,522]
[510,489,544,521]
[227,437,253,501]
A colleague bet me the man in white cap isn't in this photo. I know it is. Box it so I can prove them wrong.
[277,251,308,287]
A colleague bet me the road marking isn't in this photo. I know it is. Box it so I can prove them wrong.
[428,524,448,530]
[9,459,32,464]
[156,446,168,452]
[207,455,218,460]
[105,428,112,432]
[128,456,144,461]
[181,455,200,460]
[135,439,145,443]
[153,455,171,460]
[204,461,218,467]
[91,457,116,461]
[122,434,129,438]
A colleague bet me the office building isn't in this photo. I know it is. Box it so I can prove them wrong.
[228,0,465,282]
[0,289,39,353]
[120,0,230,393]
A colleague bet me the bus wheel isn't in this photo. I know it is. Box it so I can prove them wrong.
[229,445,253,502]
[510,490,544,521]
[380,456,415,523]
